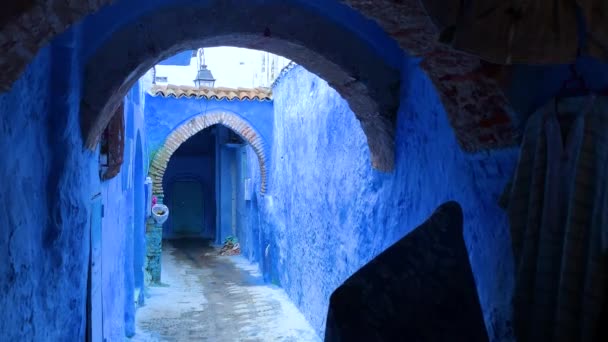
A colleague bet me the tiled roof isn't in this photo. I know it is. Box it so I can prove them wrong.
[148,84,272,101]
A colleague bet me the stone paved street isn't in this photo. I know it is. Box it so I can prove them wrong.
[130,239,320,342]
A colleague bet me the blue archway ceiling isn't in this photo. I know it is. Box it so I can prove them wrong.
[79,0,403,171]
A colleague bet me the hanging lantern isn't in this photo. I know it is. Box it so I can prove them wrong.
[193,48,216,88]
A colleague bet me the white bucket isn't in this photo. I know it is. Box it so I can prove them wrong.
[151,204,169,224]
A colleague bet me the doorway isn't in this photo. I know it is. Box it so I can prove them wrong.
[171,181,204,236]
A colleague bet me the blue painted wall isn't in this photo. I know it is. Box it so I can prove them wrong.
[144,95,273,162]
[133,133,146,296]
[100,170,129,340]
[0,28,99,341]
[0,22,152,341]
[97,75,149,340]
[236,65,519,340]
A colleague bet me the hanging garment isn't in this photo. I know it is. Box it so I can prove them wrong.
[506,95,608,342]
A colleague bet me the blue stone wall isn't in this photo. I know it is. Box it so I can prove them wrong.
[0,29,99,340]
[133,133,147,295]
[99,78,149,339]
[0,23,147,341]
[100,172,130,340]
[145,222,163,284]
[236,65,518,340]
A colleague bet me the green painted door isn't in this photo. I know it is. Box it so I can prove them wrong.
[171,181,204,236]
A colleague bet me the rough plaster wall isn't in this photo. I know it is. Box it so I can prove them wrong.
[100,177,129,340]
[0,36,98,339]
[117,81,150,338]
[238,146,264,263]
[144,95,273,162]
[239,66,518,340]
[145,223,163,284]
[128,77,149,294]
[96,78,149,339]
[133,133,147,294]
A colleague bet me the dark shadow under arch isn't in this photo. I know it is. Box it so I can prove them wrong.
[149,112,268,198]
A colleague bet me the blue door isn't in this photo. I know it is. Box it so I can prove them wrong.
[171,181,204,236]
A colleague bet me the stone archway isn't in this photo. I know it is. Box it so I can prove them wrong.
[149,112,268,199]
[0,0,523,168]
[79,0,404,172]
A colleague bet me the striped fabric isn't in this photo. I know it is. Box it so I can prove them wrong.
[506,95,608,342]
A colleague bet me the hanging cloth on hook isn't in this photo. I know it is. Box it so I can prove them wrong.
[505,94,608,342]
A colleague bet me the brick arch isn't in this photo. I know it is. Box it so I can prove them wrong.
[149,112,268,198]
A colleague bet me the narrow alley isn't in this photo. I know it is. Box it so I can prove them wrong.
[4,2,608,341]
[131,239,320,342]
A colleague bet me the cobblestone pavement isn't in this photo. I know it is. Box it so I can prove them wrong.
[129,239,320,342]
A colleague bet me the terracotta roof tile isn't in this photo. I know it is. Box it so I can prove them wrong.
[148,84,272,101]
